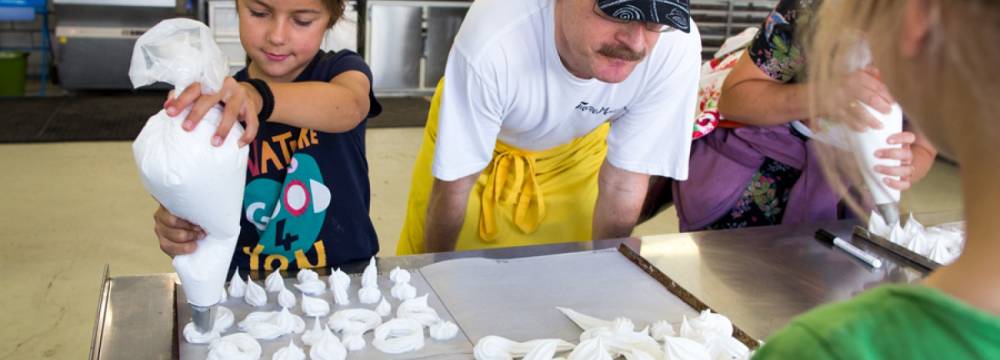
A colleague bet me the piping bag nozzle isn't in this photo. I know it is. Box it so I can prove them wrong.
[191,304,215,333]
[877,203,901,227]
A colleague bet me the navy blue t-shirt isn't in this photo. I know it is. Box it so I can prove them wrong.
[231,50,382,274]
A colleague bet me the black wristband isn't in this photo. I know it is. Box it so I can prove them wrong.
[243,78,274,123]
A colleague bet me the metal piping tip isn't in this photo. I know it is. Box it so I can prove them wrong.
[877,203,901,226]
[191,304,215,333]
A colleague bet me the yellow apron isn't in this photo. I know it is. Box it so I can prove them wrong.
[397,80,609,255]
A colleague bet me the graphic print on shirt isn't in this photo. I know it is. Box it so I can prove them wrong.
[574,101,628,118]
[243,153,331,263]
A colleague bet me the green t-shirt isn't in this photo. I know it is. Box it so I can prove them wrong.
[753,284,1000,359]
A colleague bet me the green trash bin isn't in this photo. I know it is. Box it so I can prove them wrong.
[0,51,28,96]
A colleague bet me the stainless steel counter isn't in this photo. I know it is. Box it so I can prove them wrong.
[633,219,924,340]
[90,219,928,359]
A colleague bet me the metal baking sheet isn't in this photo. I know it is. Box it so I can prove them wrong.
[178,248,756,358]
[176,270,473,359]
[418,248,702,344]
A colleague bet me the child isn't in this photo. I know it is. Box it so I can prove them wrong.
[152,0,382,273]
[754,0,1000,357]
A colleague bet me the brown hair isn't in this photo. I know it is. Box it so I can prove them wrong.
[235,0,347,29]
[806,0,1000,217]
[320,0,346,29]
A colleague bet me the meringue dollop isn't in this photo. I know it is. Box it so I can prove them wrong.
[206,333,261,360]
[277,286,296,309]
[220,286,228,303]
[329,268,351,306]
[237,307,305,340]
[358,286,381,305]
[294,279,326,296]
[397,294,440,327]
[302,317,326,346]
[650,320,676,341]
[301,294,331,317]
[296,268,319,283]
[227,270,246,298]
[373,318,425,354]
[663,335,710,360]
[310,328,347,360]
[522,339,560,360]
[557,306,612,330]
[271,338,306,360]
[294,268,326,295]
[390,282,417,301]
[429,320,459,340]
[265,269,285,292]
[389,266,411,283]
[342,333,366,351]
[361,257,378,288]
[244,278,267,307]
[706,336,750,360]
[182,306,235,344]
[682,310,733,344]
[328,308,383,335]
[473,336,575,360]
[567,337,613,360]
[375,296,392,317]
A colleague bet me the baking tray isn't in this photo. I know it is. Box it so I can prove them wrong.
[418,245,760,350]
[176,245,761,358]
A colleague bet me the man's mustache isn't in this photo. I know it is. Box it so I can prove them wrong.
[597,44,645,62]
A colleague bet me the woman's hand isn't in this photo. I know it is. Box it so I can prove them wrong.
[163,77,262,147]
[153,204,205,257]
[825,67,896,131]
[873,131,919,190]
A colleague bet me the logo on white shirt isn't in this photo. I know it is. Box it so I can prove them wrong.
[574,101,627,117]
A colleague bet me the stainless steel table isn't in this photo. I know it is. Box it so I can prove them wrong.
[89,219,927,359]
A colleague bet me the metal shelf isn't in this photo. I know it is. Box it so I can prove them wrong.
[691,0,778,59]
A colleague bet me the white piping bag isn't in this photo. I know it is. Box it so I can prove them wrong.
[812,40,903,224]
[129,18,247,332]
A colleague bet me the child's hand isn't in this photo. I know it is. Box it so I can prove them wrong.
[873,131,917,191]
[163,77,261,147]
[153,204,206,257]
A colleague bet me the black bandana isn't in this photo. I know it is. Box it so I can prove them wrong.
[596,0,692,33]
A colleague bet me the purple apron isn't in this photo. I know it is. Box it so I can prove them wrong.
[673,125,842,232]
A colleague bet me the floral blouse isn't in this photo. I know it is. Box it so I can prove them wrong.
[749,0,818,84]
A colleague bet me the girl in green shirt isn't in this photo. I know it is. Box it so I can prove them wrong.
[755,0,1000,358]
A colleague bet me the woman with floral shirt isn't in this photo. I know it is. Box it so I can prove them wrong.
[672,0,937,231]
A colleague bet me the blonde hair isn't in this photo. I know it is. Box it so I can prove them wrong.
[806,0,1000,216]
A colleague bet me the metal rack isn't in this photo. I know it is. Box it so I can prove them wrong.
[690,0,778,59]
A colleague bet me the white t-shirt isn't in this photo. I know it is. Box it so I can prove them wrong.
[432,0,702,181]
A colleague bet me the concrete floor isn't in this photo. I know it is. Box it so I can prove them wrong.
[0,132,961,359]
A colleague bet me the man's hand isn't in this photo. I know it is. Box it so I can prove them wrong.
[153,204,205,257]
[423,173,479,252]
[593,161,650,240]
